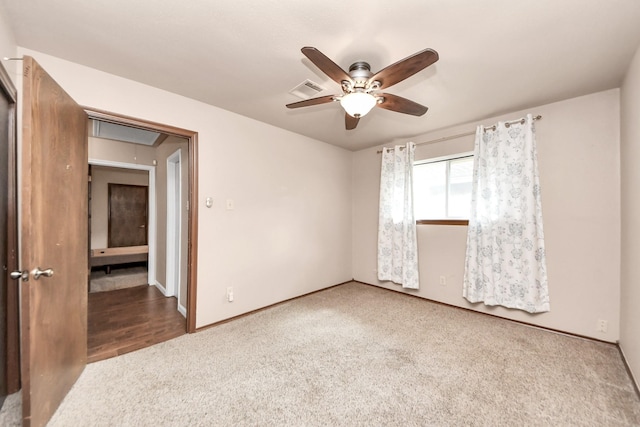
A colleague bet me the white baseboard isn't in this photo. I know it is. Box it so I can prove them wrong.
[154,280,168,296]
[154,280,186,318]
[177,303,187,318]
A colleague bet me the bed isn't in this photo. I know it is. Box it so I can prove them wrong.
[90,245,148,274]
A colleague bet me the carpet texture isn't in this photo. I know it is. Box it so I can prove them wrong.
[2,282,639,426]
[0,393,20,426]
[90,266,148,293]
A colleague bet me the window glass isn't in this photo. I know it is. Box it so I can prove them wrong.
[413,155,473,220]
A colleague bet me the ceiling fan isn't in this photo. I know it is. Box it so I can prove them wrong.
[286,47,439,130]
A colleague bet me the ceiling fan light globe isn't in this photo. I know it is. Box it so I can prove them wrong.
[340,92,377,118]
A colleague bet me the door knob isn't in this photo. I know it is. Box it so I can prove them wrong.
[10,270,29,281]
[32,267,54,280]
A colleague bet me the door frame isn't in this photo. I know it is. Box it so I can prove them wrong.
[89,160,157,286]
[85,107,198,333]
[0,57,20,397]
[166,149,183,314]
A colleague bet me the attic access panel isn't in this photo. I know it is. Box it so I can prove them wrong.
[91,120,165,146]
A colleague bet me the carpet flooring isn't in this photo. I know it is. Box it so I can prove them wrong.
[1,282,639,426]
[90,265,148,293]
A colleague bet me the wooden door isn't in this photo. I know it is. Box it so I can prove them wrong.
[0,59,19,409]
[21,56,88,427]
[108,183,148,247]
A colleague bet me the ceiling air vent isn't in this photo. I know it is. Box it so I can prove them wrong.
[92,120,161,146]
[289,79,326,100]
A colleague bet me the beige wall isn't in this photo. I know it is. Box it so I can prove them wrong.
[353,89,621,342]
[0,2,17,83]
[90,165,149,249]
[620,44,640,385]
[19,48,353,328]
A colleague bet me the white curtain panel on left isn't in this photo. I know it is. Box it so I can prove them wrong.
[463,114,549,313]
[377,142,420,289]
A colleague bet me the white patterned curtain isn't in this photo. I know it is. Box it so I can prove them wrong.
[377,142,420,289]
[463,114,549,313]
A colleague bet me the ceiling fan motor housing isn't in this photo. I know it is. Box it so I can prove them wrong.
[348,61,373,90]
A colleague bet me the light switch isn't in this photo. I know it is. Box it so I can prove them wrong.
[205,197,213,208]
[226,199,234,210]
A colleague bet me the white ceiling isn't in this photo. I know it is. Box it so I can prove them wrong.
[3,0,640,151]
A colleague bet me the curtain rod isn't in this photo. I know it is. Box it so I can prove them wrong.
[377,115,542,154]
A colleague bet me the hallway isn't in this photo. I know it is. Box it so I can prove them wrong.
[88,285,186,363]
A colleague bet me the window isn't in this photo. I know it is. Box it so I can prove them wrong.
[413,154,473,223]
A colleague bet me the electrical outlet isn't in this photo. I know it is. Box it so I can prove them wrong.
[439,275,446,286]
[227,287,234,302]
[597,319,607,333]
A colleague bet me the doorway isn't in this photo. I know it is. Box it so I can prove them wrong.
[89,163,153,294]
[85,109,198,333]
[87,160,183,363]
[86,121,194,361]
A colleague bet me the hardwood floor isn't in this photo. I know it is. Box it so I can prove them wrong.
[88,285,186,363]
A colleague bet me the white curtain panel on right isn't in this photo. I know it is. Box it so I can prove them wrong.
[463,114,549,313]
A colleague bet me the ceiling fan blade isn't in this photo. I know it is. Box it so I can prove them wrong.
[345,113,359,130]
[376,93,428,116]
[286,95,336,109]
[369,48,439,89]
[301,47,352,86]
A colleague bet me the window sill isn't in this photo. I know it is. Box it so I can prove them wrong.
[416,219,469,226]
